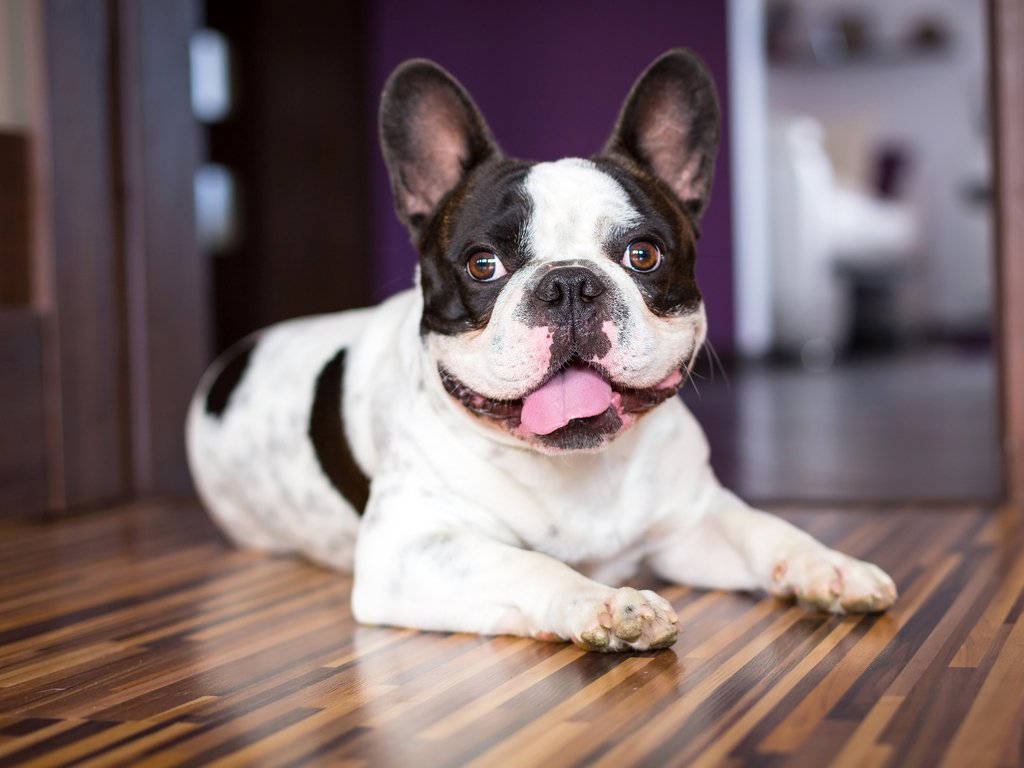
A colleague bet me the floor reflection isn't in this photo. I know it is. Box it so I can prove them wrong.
[683,348,999,502]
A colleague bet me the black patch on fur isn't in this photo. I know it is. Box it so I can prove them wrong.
[309,349,370,515]
[379,59,533,338]
[204,337,256,418]
[591,157,703,317]
[418,158,536,336]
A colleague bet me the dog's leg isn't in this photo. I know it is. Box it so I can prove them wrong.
[648,487,897,613]
[352,517,678,652]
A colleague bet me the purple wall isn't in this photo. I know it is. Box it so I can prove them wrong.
[365,0,734,350]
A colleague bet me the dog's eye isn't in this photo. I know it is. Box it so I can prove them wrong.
[466,251,507,282]
[622,241,662,273]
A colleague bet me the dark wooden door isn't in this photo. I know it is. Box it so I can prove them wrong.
[203,0,372,353]
[0,0,207,516]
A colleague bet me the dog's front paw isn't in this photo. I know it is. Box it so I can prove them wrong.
[771,547,897,614]
[566,587,678,652]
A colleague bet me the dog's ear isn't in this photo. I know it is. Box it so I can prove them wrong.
[603,50,720,220]
[380,59,500,236]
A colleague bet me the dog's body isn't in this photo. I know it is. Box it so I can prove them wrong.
[187,51,896,651]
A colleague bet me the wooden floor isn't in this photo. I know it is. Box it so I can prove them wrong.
[683,350,1001,502]
[1,500,1022,767]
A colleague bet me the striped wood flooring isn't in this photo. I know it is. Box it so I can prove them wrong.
[0,500,1022,767]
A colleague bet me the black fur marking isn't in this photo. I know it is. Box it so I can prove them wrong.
[309,349,370,515]
[204,337,257,418]
[418,158,536,336]
[591,157,703,317]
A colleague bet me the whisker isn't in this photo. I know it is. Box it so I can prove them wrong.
[703,339,731,391]
[687,372,703,400]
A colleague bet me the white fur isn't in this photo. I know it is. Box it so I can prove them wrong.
[186,162,896,652]
[523,158,642,264]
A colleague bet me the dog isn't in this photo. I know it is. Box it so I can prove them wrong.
[186,49,897,652]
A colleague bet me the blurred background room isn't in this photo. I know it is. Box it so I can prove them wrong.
[708,0,1000,500]
[0,0,1008,519]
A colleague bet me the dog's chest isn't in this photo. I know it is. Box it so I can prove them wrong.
[489,448,664,564]
[536,500,642,564]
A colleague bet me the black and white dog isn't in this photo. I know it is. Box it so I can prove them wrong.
[187,50,896,652]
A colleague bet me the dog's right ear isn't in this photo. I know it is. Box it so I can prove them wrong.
[380,60,501,237]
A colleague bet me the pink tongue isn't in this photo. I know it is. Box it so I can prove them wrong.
[520,367,613,435]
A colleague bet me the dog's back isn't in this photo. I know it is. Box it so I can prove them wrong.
[185,290,419,568]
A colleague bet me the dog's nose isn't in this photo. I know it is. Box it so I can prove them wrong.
[533,267,607,311]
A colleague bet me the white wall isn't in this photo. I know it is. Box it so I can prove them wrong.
[766,0,992,333]
[729,0,773,357]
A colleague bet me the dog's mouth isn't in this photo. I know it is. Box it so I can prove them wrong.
[439,360,685,447]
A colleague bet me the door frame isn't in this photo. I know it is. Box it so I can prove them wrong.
[29,0,207,512]
[991,0,1024,506]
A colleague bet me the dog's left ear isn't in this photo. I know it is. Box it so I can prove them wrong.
[603,49,721,220]
[380,59,501,236]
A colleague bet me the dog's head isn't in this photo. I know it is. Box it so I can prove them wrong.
[380,50,719,453]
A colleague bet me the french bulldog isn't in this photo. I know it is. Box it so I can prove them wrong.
[186,50,897,652]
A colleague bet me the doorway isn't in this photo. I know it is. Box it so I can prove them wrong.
[698,0,1001,502]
